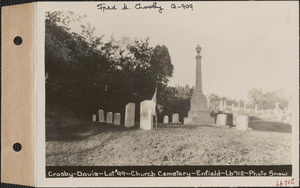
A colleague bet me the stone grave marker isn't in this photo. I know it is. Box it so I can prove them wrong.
[172,113,179,123]
[232,109,244,126]
[107,112,113,124]
[140,100,153,130]
[216,114,227,126]
[236,115,249,131]
[114,113,121,125]
[98,109,105,122]
[92,114,96,122]
[163,115,169,124]
[125,103,135,127]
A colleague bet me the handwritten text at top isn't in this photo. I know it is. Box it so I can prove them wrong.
[96,2,194,14]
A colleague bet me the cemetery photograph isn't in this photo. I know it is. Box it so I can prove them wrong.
[45,3,297,167]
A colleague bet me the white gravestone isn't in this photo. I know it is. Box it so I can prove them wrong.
[232,109,244,126]
[163,115,169,124]
[107,112,113,124]
[125,103,135,127]
[140,100,153,130]
[92,114,96,122]
[236,115,249,131]
[114,113,121,125]
[98,109,105,122]
[216,114,227,126]
[172,113,179,123]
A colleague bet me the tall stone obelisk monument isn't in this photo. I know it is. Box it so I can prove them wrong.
[184,45,215,125]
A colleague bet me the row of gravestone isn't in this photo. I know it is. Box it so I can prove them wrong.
[216,110,251,131]
[162,113,180,124]
[92,103,136,127]
[92,100,181,130]
[92,110,121,125]
[92,102,250,131]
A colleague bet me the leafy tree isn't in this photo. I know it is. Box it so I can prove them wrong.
[45,11,175,121]
[149,45,173,86]
[248,88,264,105]
[260,89,288,110]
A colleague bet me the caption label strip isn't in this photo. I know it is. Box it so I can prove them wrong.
[46,165,292,178]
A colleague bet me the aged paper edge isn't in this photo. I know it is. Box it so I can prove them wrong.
[1,3,35,187]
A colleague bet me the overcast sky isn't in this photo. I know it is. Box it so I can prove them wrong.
[44,1,298,100]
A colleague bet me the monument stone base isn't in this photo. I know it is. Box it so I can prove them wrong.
[184,114,215,125]
[184,92,215,125]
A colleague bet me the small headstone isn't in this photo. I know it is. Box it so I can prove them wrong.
[125,103,135,127]
[163,115,169,124]
[98,109,105,122]
[140,100,153,130]
[236,115,249,131]
[114,113,121,125]
[232,109,244,126]
[237,101,240,110]
[216,114,227,126]
[107,112,113,124]
[92,114,96,122]
[231,103,235,110]
[172,113,179,123]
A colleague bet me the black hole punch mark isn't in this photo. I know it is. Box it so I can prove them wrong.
[13,142,22,152]
[13,36,22,45]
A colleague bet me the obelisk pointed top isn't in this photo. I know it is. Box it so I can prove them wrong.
[196,45,202,54]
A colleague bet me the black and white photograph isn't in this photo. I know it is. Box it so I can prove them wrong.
[35,1,299,186]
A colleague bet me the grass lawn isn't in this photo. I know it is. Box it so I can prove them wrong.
[46,118,292,166]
